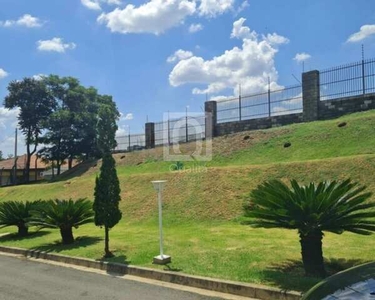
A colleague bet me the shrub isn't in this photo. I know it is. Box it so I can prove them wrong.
[0,201,42,237]
[31,199,94,244]
[244,179,375,277]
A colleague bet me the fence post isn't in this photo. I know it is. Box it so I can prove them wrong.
[205,101,217,139]
[239,95,242,121]
[362,58,366,95]
[302,70,320,122]
[145,122,155,149]
[128,132,131,152]
[268,83,271,117]
[185,107,188,143]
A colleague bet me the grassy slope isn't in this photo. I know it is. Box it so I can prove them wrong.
[1,110,375,292]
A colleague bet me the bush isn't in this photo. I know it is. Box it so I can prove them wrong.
[31,199,94,244]
[0,201,42,237]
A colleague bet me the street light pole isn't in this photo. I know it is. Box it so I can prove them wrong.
[151,180,171,265]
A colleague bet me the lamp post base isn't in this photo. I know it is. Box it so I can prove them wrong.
[153,255,171,265]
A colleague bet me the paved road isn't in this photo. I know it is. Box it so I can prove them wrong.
[0,255,224,300]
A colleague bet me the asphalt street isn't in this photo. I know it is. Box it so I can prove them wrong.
[0,255,224,300]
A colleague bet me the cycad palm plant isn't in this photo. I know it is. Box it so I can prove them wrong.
[244,179,375,277]
[31,199,94,244]
[0,201,42,236]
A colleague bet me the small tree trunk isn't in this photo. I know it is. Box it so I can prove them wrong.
[68,157,73,170]
[17,223,28,237]
[104,225,113,258]
[300,231,326,277]
[60,227,74,244]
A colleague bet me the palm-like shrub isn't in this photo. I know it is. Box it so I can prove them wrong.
[0,201,42,236]
[244,179,375,277]
[31,199,94,244]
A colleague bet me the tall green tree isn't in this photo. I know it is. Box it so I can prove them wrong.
[243,179,375,277]
[93,100,121,257]
[93,153,122,257]
[4,78,55,182]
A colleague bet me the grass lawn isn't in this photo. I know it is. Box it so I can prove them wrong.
[1,110,375,292]
[0,219,374,293]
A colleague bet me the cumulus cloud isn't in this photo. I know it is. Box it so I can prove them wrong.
[123,113,133,120]
[97,0,234,35]
[32,74,47,81]
[0,14,43,28]
[189,23,203,33]
[98,0,196,34]
[235,0,249,15]
[0,107,19,130]
[0,68,8,79]
[293,52,311,63]
[37,38,76,53]
[169,18,289,96]
[81,0,122,11]
[347,24,375,43]
[167,50,194,63]
[198,0,234,17]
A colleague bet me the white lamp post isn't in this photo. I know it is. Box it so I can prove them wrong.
[151,180,171,265]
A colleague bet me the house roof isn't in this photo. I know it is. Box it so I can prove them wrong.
[0,154,49,170]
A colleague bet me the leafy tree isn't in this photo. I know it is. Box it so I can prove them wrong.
[94,153,122,257]
[243,179,375,277]
[0,150,3,161]
[97,96,119,154]
[31,199,94,244]
[4,78,55,182]
[0,201,42,236]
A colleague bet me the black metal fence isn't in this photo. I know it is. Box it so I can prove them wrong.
[217,85,302,124]
[115,133,145,152]
[155,115,206,146]
[320,58,375,101]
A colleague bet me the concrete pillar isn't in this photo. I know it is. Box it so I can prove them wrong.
[302,70,320,122]
[205,101,217,139]
[145,122,155,149]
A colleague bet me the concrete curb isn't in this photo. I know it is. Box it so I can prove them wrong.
[0,245,301,300]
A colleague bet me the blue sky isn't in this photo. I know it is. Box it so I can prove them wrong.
[1,0,375,155]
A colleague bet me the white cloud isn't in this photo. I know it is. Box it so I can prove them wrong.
[167,49,194,63]
[189,23,203,33]
[37,38,76,53]
[81,0,122,10]
[264,33,289,45]
[0,68,8,79]
[235,0,249,15]
[0,107,19,130]
[293,52,311,63]
[123,113,133,120]
[347,24,375,43]
[198,0,234,17]
[230,17,256,39]
[0,14,43,28]
[97,0,234,34]
[97,0,196,35]
[169,18,288,96]
[81,0,102,10]
[32,74,47,81]
[116,125,127,137]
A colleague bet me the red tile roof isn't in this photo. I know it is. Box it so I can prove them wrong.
[0,154,49,170]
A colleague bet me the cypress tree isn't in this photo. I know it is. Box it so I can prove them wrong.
[94,153,122,257]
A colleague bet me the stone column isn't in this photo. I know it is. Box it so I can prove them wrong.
[302,70,320,122]
[205,101,217,139]
[145,122,155,149]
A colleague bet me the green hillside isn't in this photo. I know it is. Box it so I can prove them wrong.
[1,110,375,292]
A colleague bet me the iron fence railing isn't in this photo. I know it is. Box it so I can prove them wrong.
[320,58,375,101]
[155,115,206,146]
[217,85,302,124]
[115,133,145,152]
